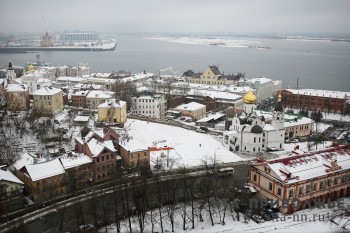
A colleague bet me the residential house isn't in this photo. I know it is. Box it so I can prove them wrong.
[59,153,93,193]
[130,95,167,119]
[4,84,30,111]
[86,90,115,109]
[15,158,66,202]
[75,127,121,183]
[0,168,25,213]
[71,90,89,108]
[33,87,64,116]
[174,102,206,120]
[97,99,127,124]
[119,142,150,172]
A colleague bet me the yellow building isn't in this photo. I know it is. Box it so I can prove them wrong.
[174,101,206,120]
[98,99,127,124]
[33,87,63,116]
[40,31,53,47]
[184,65,241,85]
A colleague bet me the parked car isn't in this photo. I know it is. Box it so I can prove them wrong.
[251,214,265,223]
[259,211,272,221]
[183,125,191,130]
[196,129,205,133]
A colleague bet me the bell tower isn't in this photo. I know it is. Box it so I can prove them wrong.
[271,93,284,130]
[6,60,16,85]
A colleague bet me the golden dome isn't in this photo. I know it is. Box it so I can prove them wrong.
[28,64,35,72]
[243,89,257,104]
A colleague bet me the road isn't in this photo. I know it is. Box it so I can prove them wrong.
[1,162,249,233]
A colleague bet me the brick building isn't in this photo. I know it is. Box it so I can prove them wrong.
[248,144,350,214]
[75,127,121,183]
[279,89,349,114]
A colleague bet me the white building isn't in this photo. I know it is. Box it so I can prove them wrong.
[131,95,167,119]
[240,77,275,104]
[86,90,115,109]
[66,66,90,77]
[223,90,285,152]
[15,71,52,95]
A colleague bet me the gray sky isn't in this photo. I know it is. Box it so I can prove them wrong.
[1,0,350,35]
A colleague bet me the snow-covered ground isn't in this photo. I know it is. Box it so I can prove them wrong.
[312,122,331,133]
[118,119,245,169]
[99,198,350,233]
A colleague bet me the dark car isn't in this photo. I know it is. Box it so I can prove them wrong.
[259,211,272,221]
[251,214,265,223]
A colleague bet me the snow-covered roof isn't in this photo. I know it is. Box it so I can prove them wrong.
[72,90,89,96]
[13,153,42,170]
[73,116,90,122]
[59,153,92,169]
[245,77,272,84]
[175,102,206,111]
[57,76,85,82]
[91,72,111,78]
[196,113,225,123]
[87,138,116,157]
[86,90,115,99]
[263,124,276,131]
[0,169,24,185]
[187,89,242,101]
[4,84,28,92]
[84,128,105,141]
[24,158,65,181]
[286,89,350,99]
[33,87,62,96]
[120,72,155,82]
[98,99,126,109]
[266,145,350,184]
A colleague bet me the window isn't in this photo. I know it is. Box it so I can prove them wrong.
[313,182,317,191]
[299,186,303,195]
[319,181,324,189]
[253,174,257,182]
[306,184,310,193]
[269,182,272,191]
[289,189,294,198]
[334,177,338,185]
[327,179,331,187]
[277,187,282,196]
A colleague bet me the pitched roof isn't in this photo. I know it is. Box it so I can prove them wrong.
[59,153,92,169]
[24,158,65,181]
[0,169,24,185]
[209,65,221,75]
[33,87,62,96]
[87,138,116,157]
[264,145,350,184]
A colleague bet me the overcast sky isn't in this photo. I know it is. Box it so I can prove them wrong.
[1,0,350,35]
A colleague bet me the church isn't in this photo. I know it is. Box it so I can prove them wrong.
[223,89,285,152]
